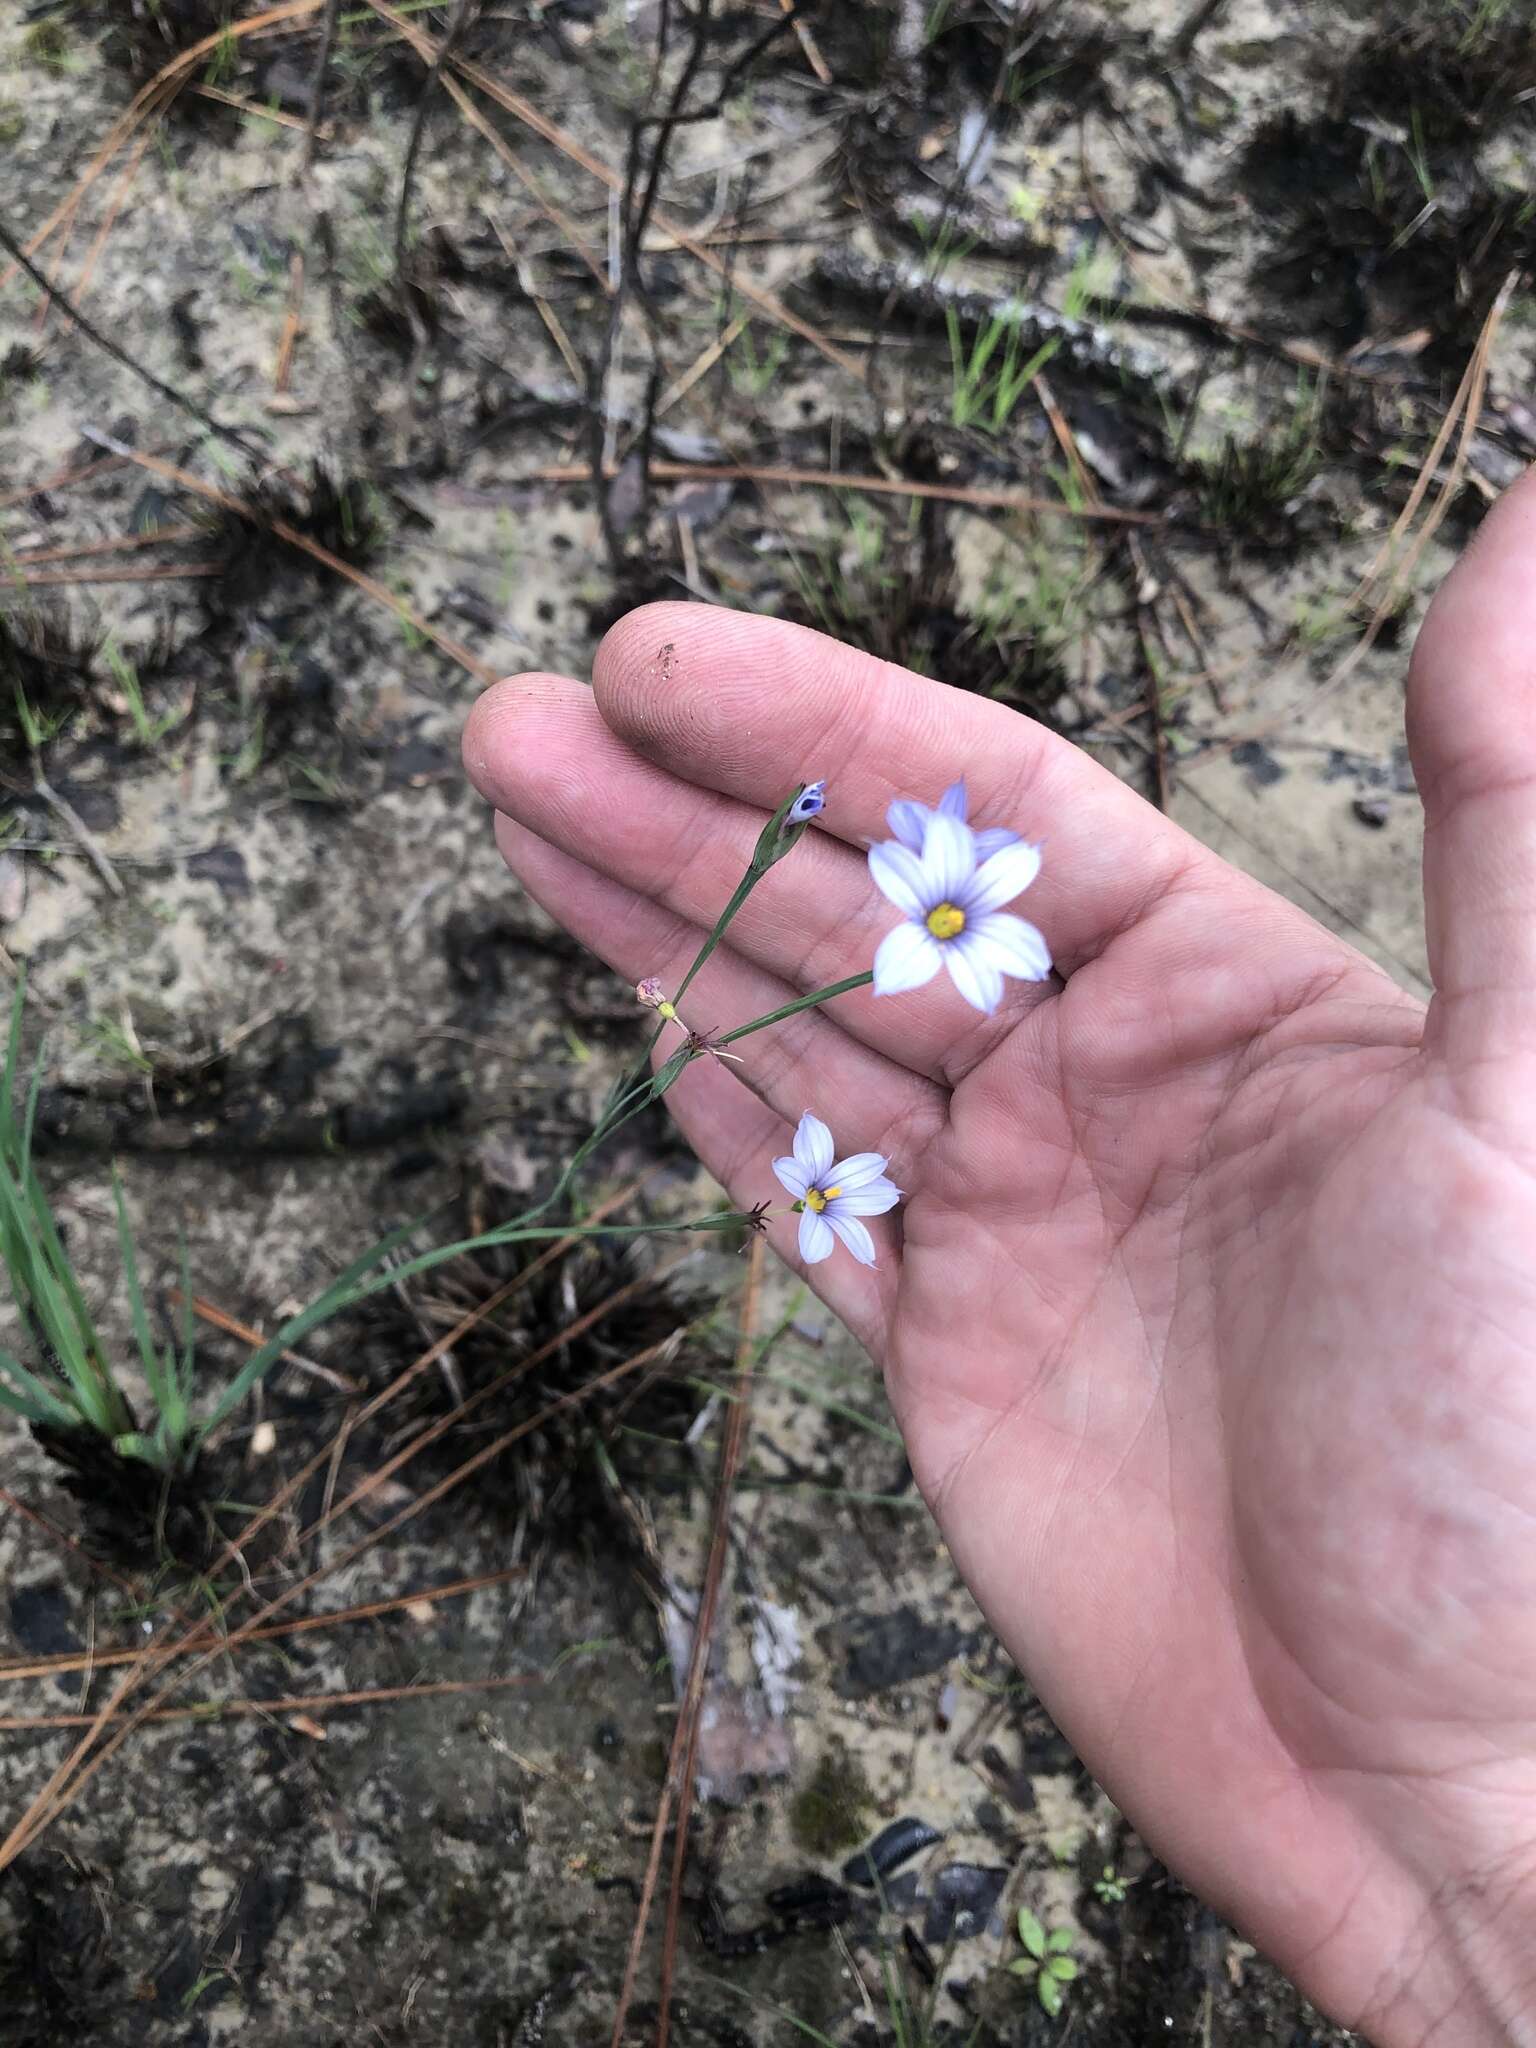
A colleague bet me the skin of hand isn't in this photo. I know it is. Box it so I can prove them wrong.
[463,470,1536,2046]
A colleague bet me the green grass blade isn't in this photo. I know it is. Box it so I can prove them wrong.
[0,1346,80,1427]
[194,1216,424,1441]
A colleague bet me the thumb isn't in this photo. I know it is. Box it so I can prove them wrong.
[1408,465,1536,1090]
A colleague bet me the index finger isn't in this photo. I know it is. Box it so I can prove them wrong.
[594,603,1207,975]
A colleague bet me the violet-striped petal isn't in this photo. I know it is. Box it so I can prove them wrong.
[962,840,1043,915]
[827,1152,891,1191]
[920,810,976,903]
[873,922,943,996]
[828,1180,902,1217]
[794,1111,835,1180]
[772,1154,811,1200]
[885,798,929,853]
[868,840,930,919]
[944,936,1004,1015]
[968,911,1052,981]
[797,1206,836,1264]
[826,1214,877,1266]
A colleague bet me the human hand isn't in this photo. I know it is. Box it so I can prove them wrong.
[462,475,1536,2045]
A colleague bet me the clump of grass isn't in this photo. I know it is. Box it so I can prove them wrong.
[203,460,389,610]
[0,981,189,1467]
[1193,379,1326,541]
[0,598,98,751]
[71,0,239,82]
[946,313,1060,434]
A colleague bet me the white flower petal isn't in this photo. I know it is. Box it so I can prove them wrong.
[828,1177,901,1217]
[885,798,929,854]
[944,936,1004,1014]
[873,922,942,996]
[793,1112,835,1180]
[973,824,1023,860]
[772,1155,810,1200]
[826,1213,877,1265]
[962,840,1042,915]
[868,840,931,919]
[937,778,968,819]
[969,911,1053,982]
[919,809,977,904]
[827,1151,890,1191]
[797,1206,835,1264]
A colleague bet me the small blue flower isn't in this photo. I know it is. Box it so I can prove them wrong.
[885,778,1019,862]
[869,806,1050,1014]
[787,780,827,826]
[771,1112,901,1267]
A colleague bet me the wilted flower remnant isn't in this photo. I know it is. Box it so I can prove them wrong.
[772,1113,901,1268]
[636,976,676,1019]
[869,784,1050,1015]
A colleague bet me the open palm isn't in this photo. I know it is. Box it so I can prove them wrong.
[464,477,1536,2046]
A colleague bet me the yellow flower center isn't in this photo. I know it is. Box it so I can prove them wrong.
[805,1185,840,1212]
[926,902,966,940]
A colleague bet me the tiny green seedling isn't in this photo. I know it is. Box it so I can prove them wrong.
[1093,1864,1128,1905]
[1010,1908,1079,2018]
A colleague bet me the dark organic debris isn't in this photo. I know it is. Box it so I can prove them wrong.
[695,1874,851,1958]
[31,1424,219,1569]
[842,1816,944,1889]
[1237,105,1536,362]
[201,461,389,612]
[833,1602,977,1697]
[920,1861,1008,1944]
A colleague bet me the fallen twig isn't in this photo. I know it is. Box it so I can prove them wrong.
[527,457,1163,523]
[0,1568,527,1683]
[0,218,262,462]
[0,1671,538,1733]
[610,1237,765,2048]
[29,762,123,898]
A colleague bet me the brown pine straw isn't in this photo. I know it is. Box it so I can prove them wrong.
[525,457,1163,524]
[174,1290,361,1394]
[0,1182,649,1862]
[13,564,224,588]
[76,431,497,684]
[273,250,306,392]
[0,1671,537,1734]
[608,1236,765,2048]
[0,2,326,294]
[0,453,131,510]
[0,1327,679,1865]
[52,83,179,329]
[10,526,203,565]
[0,1568,527,1685]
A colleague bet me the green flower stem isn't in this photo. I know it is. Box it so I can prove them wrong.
[715,972,874,1046]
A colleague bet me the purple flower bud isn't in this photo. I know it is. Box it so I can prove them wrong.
[787,780,827,826]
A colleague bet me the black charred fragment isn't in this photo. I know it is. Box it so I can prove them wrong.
[841,1816,944,1888]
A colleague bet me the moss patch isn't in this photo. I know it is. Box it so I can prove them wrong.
[789,1744,874,1857]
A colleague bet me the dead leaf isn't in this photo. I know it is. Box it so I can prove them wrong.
[288,1713,327,1740]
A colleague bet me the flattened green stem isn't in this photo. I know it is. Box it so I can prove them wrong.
[715,972,873,1046]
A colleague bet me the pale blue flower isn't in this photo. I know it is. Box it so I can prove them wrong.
[885,778,1019,863]
[787,779,827,825]
[772,1112,901,1267]
[869,807,1050,1014]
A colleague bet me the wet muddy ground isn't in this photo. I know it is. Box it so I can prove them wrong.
[3,0,1533,2040]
